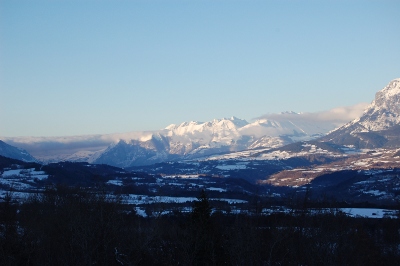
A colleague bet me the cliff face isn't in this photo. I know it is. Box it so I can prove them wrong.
[322,79,400,148]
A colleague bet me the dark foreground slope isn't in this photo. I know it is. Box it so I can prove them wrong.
[1,186,400,265]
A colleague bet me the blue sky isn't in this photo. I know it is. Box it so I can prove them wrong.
[1,0,399,137]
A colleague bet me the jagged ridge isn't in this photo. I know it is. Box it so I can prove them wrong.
[322,78,400,148]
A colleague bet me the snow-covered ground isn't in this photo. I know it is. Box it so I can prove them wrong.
[215,163,249,170]
[106,180,124,186]
[0,168,48,192]
[341,208,397,219]
[122,194,247,205]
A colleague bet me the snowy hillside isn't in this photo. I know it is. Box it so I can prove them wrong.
[0,140,37,162]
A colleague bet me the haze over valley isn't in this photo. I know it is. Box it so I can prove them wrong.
[2,1,400,263]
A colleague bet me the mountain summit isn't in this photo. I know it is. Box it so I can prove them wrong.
[357,78,400,131]
[164,117,248,139]
[322,78,400,148]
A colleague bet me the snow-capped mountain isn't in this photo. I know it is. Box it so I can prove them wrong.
[93,133,172,167]
[0,140,37,162]
[345,78,400,131]
[322,78,400,148]
[2,112,347,167]
[91,116,335,167]
[163,117,247,148]
[2,98,369,167]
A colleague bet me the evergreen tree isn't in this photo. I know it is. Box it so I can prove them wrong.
[191,189,211,226]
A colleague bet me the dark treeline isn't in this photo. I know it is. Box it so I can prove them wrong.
[1,186,400,265]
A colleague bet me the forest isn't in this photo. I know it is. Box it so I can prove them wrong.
[1,186,400,265]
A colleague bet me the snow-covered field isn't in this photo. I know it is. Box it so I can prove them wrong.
[0,168,48,192]
[122,194,247,205]
[341,208,397,219]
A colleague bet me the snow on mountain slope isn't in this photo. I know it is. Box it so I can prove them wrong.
[242,111,345,139]
[92,114,340,167]
[93,133,173,167]
[0,140,37,162]
[352,78,400,131]
[322,78,400,148]
[164,117,247,143]
[247,136,287,150]
[163,114,321,153]
[240,117,308,138]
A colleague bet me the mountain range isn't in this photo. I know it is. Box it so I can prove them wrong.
[1,113,341,167]
[1,78,399,167]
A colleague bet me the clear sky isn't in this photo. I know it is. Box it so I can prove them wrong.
[1,0,399,137]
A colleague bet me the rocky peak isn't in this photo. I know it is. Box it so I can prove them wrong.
[370,78,400,112]
[358,78,400,131]
[321,78,400,149]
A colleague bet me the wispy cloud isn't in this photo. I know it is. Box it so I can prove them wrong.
[255,102,369,127]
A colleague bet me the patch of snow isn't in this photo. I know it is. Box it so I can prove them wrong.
[135,207,147,217]
[122,194,246,205]
[363,190,387,196]
[106,180,123,186]
[207,187,227,192]
[2,169,23,177]
[340,208,397,219]
[216,164,248,170]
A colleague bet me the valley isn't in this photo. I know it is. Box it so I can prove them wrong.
[1,78,400,208]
